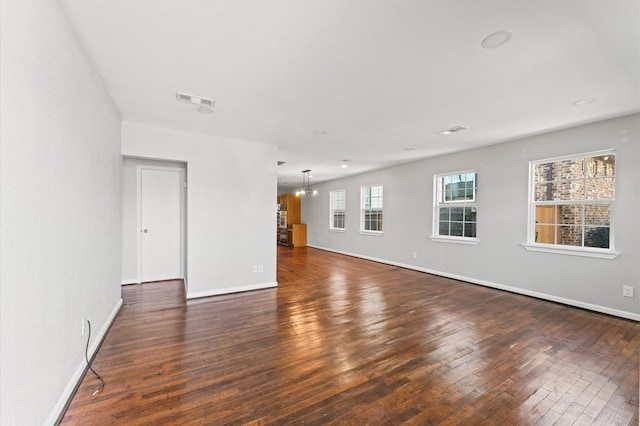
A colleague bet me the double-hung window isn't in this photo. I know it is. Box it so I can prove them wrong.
[433,171,477,242]
[524,151,617,258]
[361,184,383,233]
[330,189,346,230]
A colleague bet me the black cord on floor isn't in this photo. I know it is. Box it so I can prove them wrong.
[85,319,105,396]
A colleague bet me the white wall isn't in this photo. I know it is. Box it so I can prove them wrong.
[0,0,123,424]
[121,121,277,298]
[121,157,187,284]
[303,114,640,320]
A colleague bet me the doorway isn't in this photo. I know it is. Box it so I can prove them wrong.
[137,165,185,283]
[121,158,188,288]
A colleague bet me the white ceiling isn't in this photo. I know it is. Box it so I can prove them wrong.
[60,0,640,193]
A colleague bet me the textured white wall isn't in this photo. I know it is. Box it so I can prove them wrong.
[302,114,640,320]
[121,121,278,297]
[0,0,123,424]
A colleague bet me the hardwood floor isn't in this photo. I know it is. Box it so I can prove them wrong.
[61,246,639,425]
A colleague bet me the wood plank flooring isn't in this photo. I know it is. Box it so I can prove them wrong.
[61,246,639,425]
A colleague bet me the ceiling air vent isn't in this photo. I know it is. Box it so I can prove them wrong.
[176,92,215,107]
[177,93,192,102]
[438,125,468,135]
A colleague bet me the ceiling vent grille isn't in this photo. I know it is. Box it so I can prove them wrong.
[438,125,468,135]
[176,92,215,107]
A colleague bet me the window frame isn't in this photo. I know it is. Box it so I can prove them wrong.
[360,184,384,235]
[522,149,619,259]
[431,170,479,245]
[329,189,346,231]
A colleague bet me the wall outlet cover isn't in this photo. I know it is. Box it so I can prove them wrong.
[622,285,634,298]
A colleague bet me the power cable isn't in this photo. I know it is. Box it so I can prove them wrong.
[85,319,105,396]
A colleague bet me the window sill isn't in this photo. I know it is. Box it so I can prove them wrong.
[521,243,620,260]
[329,228,346,233]
[430,236,479,245]
[360,231,384,237]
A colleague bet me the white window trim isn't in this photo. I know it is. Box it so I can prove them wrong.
[431,170,478,243]
[524,149,618,259]
[329,189,346,231]
[360,183,384,235]
[430,236,480,245]
[521,243,619,259]
[360,230,384,236]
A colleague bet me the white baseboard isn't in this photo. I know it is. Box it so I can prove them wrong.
[47,298,123,425]
[122,276,188,286]
[307,244,640,322]
[187,281,278,300]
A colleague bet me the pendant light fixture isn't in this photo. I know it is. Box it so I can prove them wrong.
[296,169,318,196]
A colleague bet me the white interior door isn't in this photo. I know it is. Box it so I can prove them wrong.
[139,167,183,283]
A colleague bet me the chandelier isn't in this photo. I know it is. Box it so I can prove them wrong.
[295,169,318,196]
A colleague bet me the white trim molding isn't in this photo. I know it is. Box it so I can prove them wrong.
[187,281,278,300]
[359,231,384,237]
[430,236,480,245]
[307,244,639,322]
[521,243,620,259]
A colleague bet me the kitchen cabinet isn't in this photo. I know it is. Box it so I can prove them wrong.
[277,194,306,247]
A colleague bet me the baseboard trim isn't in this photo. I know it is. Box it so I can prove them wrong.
[187,281,278,300]
[307,244,640,322]
[49,298,123,425]
[121,279,138,285]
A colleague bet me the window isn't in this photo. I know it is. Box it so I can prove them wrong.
[525,151,617,258]
[330,190,346,230]
[433,171,477,241]
[361,184,383,233]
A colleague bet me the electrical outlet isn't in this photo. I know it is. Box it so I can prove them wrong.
[252,265,257,273]
[258,264,263,273]
[622,285,634,298]
[412,252,417,259]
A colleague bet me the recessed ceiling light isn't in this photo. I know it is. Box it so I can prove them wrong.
[481,31,512,49]
[340,159,349,168]
[572,98,597,106]
[438,125,468,135]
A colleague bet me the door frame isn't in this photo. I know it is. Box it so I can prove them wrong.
[136,164,186,284]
